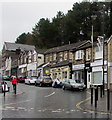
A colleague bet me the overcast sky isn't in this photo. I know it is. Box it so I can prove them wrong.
[0,0,86,52]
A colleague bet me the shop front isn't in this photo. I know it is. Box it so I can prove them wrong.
[18,64,27,77]
[50,66,70,81]
[37,63,50,78]
[72,64,85,85]
[27,63,37,76]
[91,60,107,88]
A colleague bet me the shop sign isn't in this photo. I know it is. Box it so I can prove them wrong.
[27,63,36,71]
[72,64,85,70]
[45,70,49,74]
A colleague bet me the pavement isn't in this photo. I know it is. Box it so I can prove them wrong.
[78,89,112,115]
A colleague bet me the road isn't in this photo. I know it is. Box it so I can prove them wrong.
[0,81,111,119]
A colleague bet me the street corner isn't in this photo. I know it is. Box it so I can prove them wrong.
[76,95,112,115]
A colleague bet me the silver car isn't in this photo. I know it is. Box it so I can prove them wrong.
[35,76,52,87]
[62,79,86,91]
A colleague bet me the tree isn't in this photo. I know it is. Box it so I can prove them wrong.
[15,32,33,45]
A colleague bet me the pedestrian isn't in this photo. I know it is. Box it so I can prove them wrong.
[2,81,9,92]
[12,77,18,93]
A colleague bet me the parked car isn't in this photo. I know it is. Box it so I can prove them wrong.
[25,76,38,85]
[62,79,86,91]
[17,76,26,83]
[35,76,52,87]
[3,75,10,81]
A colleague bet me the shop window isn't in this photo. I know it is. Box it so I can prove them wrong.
[74,71,83,82]
[62,71,67,79]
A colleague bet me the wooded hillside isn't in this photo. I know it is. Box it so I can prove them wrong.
[15,2,112,49]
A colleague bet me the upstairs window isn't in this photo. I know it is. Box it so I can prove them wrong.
[69,52,73,60]
[86,48,91,60]
[53,53,56,61]
[46,56,49,63]
[64,51,68,60]
[50,54,52,61]
[75,50,84,60]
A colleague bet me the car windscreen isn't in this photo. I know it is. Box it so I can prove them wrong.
[31,76,38,79]
[44,78,51,80]
[75,80,81,83]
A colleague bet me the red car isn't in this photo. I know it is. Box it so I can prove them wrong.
[17,76,26,83]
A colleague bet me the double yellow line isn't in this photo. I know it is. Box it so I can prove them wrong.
[76,92,111,115]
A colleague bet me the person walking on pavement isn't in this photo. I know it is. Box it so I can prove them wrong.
[12,77,18,94]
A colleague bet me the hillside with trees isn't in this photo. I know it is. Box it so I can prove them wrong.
[15,2,112,49]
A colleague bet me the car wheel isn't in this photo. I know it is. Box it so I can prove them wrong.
[62,85,65,90]
[29,81,30,84]
[39,83,42,87]
[71,86,74,90]
[35,82,37,86]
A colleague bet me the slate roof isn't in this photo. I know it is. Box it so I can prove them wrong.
[50,60,70,68]
[44,40,90,54]
[4,42,35,51]
[35,48,46,54]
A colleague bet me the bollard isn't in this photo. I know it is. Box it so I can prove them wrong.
[91,87,93,105]
[107,89,110,111]
[3,83,6,97]
[95,88,97,108]
[96,86,98,101]
[100,85,102,98]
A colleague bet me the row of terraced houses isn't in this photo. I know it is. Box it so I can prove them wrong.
[1,35,112,90]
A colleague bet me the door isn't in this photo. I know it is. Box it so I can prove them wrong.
[87,72,91,88]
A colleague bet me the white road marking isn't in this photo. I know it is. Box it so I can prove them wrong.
[52,110,61,113]
[44,92,55,98]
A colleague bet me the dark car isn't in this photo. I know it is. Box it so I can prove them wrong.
[35,76,52,87]
[17,76,26,83]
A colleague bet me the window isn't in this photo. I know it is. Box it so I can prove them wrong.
[34,54,37,61]
[64,51,68,60]
[93,72,102,84]
[46,56,49,63]
[86,49,91,60]
[74,71,84,82]
[24,56,26,63]
[38,56,42,59]
[50,54,52,61]
[75,50,84,60]
[95,45,103,59]
[59,52,63,62]
[69,52,73,60]
[53,53,56,61]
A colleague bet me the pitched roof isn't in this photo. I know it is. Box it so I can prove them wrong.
[50,60,70,68]
[35,48,46,54]
[4,42,35,51]
[44,40,89,54]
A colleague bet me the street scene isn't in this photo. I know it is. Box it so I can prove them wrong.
[0,81,112,119]
[0,0,112,120]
